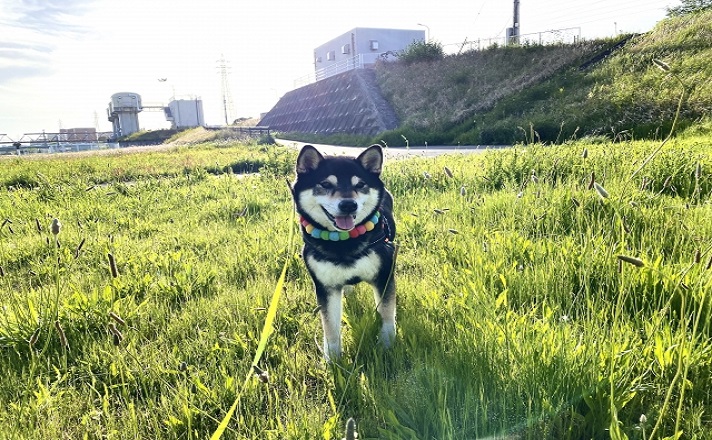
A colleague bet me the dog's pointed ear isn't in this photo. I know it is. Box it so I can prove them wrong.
[296,145,324,174]
[357,145,383,175]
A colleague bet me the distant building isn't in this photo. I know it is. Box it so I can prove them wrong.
[60,127,97,141]
[107,92,142,138]
[312,27,425,81]
[107,92,204,137]
[164,98,204,129]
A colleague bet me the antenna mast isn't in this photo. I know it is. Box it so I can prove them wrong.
[217,54,235,125]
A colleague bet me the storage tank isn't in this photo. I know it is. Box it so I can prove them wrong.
[107,92,142,137]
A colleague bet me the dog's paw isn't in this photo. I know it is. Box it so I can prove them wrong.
[323,341,342,362]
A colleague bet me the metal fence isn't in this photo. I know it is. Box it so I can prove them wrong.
[292,27,582,88]
[294,54,365,88]
[443,27,582,55]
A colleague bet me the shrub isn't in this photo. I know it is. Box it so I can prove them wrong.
[397,40,445,64]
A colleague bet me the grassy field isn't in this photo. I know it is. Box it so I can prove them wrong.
[1,134,711,439]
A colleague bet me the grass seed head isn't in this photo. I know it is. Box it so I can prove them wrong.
[29,328,40,346]
[343,418,358,440]
[617,255,644,267]
[35,218,42,233]
[108,253,119,278]
[694,249,701,264]
[593,182,609,199]
[460,185,466,196]
[641,177,650,191]
[588,172,595,190]
[695,162,701,180]
[75,238,86,259]
[109,323,124,345]
[109,311,126,326]
[582,148,588,159]
[50,218,61,236]
[443,166,453,178]
[0,266,4,277]
[54,320,69,350]
[621,216,631,234]
[448,229,459,234]
[653,59,670,72]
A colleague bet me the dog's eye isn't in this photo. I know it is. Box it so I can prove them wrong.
[354,181,366,190]
[319,181,334,190]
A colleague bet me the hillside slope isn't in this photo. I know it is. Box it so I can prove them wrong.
[375,9,712,146]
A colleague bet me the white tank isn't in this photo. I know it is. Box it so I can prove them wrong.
[110,92,142,110]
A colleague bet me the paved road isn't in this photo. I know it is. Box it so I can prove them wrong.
[274,138,510,159]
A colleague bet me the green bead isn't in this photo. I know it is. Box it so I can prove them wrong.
[339,231,350,240]
[320,230,330,240]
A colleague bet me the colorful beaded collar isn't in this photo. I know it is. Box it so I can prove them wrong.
[299,211,381,241]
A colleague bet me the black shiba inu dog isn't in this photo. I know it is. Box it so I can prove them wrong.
[292,144,397,361]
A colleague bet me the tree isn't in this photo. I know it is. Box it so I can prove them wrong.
[666,0,712,16]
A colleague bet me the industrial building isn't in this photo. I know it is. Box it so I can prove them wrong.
[106,92,204,138]
[164,98,204,130]
[312,28,425,81]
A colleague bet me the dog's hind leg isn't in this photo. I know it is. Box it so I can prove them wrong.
[318,288,343,361]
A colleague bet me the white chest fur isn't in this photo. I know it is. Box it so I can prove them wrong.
[306,252,381,288]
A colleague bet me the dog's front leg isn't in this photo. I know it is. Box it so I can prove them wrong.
[317,286,343,361]
[373,263,396,348]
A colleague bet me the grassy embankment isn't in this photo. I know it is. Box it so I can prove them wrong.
[0,129,711,438]
[376,9,712,146]
[283,9,711,148]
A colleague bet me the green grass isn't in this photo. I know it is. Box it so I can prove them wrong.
[1,136,711,439]
[373,9,712,146]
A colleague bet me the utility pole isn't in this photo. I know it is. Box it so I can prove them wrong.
[512,0,521,45]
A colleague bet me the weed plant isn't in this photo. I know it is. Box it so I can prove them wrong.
[0,137,711,439]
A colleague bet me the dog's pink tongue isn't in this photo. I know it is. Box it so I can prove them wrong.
[334,215,355,231]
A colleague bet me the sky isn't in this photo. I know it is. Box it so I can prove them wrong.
[0,0,681,139]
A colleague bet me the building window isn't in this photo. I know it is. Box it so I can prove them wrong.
[341,44,350,54]
[370,40,379,51]
[315,56,322,63]
[327,50,336,61]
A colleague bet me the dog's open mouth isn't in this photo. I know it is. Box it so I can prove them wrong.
[322,208,356,231]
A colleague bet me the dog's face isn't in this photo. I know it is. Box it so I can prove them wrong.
[293,145,384,232]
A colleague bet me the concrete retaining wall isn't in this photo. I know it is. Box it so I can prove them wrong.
[259,69,398,136]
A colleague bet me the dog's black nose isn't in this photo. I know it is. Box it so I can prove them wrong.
[338,199,358,213]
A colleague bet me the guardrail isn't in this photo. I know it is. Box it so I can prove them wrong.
[294,54,365,88]
[206,126,271,136]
